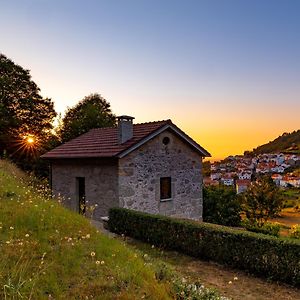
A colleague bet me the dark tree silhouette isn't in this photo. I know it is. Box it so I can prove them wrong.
[0,54,57,171]
[59,93,116,142]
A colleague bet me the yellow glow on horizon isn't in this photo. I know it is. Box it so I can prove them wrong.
[189,126,298,162]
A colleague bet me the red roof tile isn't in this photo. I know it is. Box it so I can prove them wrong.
[236,179,251,186]
[42,120,210,159]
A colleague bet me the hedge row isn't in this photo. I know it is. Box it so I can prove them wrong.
[108,208,300,286]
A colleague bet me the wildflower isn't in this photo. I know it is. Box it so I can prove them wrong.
[10,226,14,230]
[25,234,29,238]
[86,234,91,239]
[100,260,105,265]
[233,276,238,281]
[96,260,100,265]
[228,281,232,284]
[151,245,155,248]
[90,252,96,257]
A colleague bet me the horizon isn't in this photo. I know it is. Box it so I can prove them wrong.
[1,0,299,159]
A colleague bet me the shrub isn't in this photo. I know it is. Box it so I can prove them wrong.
[203,186,241,227]
[289,224,300,239]
[109,208,300,287]
[241,219,281,237]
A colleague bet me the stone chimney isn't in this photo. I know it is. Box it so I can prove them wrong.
[117,115,135,144]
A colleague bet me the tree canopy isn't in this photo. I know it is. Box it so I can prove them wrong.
[0,54,57,169]
[59,93,116,142]
[241,176,283,226]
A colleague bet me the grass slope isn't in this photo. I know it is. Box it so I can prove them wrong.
[0,160,172,299]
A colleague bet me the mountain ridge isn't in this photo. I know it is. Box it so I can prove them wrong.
[248,130,300,155]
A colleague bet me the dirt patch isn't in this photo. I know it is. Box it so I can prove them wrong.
[177,257,300,300]
[126,238,300,300]
[272,209,300,227]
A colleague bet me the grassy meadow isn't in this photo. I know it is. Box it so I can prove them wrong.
[0,160,173,299]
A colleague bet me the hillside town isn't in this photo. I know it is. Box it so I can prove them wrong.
[204,153,300,193]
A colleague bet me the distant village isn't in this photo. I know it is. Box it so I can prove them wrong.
[204,153,300,193]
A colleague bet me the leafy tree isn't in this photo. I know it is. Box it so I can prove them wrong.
[59,93,116,142]
[202,161,211,177]
[203,185,241,226]
[241,176,283,227]
[0,54,57,164]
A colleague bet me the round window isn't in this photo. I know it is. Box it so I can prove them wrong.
[162,137,170,145]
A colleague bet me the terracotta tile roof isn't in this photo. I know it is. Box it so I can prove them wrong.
[42,120,210,159]
[236,179,251,185]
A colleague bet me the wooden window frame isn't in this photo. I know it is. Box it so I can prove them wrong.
[160,177,172,201]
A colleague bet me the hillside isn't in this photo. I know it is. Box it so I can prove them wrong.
[251,130,300,155]
[0,160,172,299]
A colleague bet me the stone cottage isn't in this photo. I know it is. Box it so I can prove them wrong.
[42,116,210,220]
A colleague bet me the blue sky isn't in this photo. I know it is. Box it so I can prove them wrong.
[1,0,300,159]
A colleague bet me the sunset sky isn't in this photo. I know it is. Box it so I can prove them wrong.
[1,0,299,160]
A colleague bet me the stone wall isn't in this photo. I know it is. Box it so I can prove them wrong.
[51,158,119,219]
[118,130,203,220]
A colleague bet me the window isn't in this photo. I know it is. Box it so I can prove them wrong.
[76,177,86,214]
[162,136,170,145]
[160,177,171,200]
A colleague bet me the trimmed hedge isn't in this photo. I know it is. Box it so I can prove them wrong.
[108,208,300,287]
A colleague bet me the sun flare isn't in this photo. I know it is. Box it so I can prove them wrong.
[26,137,35,144]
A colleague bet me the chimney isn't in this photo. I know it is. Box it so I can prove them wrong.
[117,115,135,144]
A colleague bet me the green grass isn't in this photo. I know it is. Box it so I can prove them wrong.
[282,188,300,209]
[0,160,173,299]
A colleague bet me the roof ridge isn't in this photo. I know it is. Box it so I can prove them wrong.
[89,119,172,130]
[134,119,172,126]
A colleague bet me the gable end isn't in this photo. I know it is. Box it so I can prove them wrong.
[117,124,211,158]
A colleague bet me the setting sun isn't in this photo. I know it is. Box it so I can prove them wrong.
[22,135,37,151]
[26,136,35,144]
